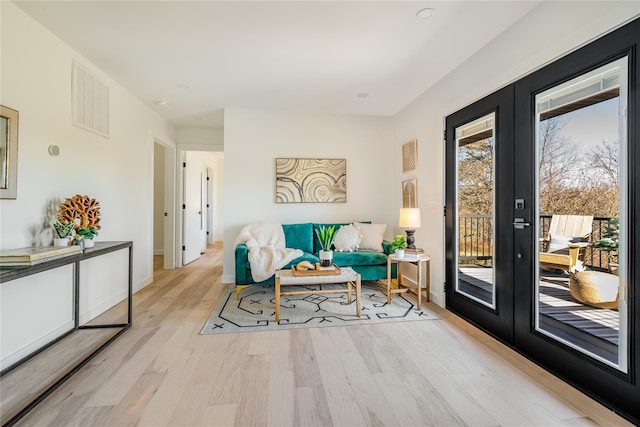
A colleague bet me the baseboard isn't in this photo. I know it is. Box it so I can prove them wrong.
[78,290,129,325]
[134,275,153,293]
[1,320,74,369]
[221,274,235,285]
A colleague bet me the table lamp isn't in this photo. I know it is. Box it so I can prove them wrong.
[399,208,421,249]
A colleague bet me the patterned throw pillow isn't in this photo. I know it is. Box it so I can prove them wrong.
[333,224,362,252]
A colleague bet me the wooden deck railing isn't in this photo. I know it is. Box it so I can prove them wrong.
[459,214,614,270]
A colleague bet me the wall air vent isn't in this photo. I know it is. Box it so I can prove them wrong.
[72,60,110,138]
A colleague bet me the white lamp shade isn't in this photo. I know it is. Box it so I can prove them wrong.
[399,208,421,228]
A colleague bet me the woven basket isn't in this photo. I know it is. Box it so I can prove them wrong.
[569,271,619,310]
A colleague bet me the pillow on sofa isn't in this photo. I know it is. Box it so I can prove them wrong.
[334,224,361,252]
[354,222,386,252]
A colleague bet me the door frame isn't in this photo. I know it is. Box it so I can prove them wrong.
[445,84,515,344]
[512,18,639,420]
[176,143,223,267]
[445,17,639,423]
[152,138,177,270]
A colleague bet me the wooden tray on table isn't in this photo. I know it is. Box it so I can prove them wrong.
[292,263,341,277]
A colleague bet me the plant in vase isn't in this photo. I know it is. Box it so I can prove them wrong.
[58,194,102,249]
[52,221,74,246]
[315,225,337,267]
[391,234,407,258]
[76,226,99,248]
[595,217,619,274]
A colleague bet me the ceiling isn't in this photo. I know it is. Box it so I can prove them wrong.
[14,1,539,128]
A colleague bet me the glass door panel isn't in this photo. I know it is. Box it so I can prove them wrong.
[534,57,628,371]
[456,113,495,308]
[445,85,514,342]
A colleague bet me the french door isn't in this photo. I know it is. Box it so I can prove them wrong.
[445,86,514,343]
[446,18,639,422]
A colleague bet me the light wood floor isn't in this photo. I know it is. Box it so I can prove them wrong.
[15,243,631,426]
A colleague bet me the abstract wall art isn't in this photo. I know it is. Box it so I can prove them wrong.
[275,158,347,203]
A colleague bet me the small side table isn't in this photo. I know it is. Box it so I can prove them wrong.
[386,253,430,309]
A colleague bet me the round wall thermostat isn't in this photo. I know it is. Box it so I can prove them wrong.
[48,145,60,156]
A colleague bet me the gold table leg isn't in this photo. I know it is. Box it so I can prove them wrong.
[275,276,281,322]
[236,284,249,300]
[355,274,361,317]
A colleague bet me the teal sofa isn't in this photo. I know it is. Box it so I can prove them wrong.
[235,222,397,286]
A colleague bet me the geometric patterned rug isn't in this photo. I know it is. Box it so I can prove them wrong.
[201,282,439,334]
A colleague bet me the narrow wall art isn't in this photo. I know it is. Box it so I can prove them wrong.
[275,158,346,203]
[402,139,417,173]
[402,178,417,208]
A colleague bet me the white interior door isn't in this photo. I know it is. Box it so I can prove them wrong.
[182,152,203,265]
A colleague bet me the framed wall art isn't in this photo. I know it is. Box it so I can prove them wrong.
[402,178,417,208]
[1,105,19,199]
[402,139,417,173]
[275,158,346,203]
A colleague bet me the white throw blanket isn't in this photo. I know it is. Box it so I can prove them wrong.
[234,222,303,282]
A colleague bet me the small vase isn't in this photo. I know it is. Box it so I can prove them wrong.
[319,249,333,267]
[53,237,70,247]
[84,239,95,249]
[395,248,405,258]
[74,238,85,251]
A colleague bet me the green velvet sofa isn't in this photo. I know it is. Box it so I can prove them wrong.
[234,222,397,286]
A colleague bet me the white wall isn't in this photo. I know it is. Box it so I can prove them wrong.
[222,109,395,283]
[0,2,175,364]
[175,127,224,149]
[392,1,640,306]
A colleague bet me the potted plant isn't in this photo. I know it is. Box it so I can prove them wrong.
[391,234,407,258]
[595,217,619,275]
[75,226,99,248]
[58,194,102,250]
[315,225,337,267]
[52,220,74,246]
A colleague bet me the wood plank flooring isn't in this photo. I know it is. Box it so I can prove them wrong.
[13,243,631,426]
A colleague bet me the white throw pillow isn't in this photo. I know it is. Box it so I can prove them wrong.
[548,234,573,253]
[354,222,386,252]
[333,224,361,252]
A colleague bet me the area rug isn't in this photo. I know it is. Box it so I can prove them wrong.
[201,282,438,334]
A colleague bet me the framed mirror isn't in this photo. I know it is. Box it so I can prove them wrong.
[1,105,19,199]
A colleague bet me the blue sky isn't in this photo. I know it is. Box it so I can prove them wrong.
[559,97,619,151]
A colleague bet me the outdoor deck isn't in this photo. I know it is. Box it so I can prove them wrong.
[459,266,619,364]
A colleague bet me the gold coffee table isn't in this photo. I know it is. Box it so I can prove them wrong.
[274,266,361,322]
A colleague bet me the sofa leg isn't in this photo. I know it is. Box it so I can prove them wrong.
[236,285,249,300]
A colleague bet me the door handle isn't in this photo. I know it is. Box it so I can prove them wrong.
[513,218,530,229]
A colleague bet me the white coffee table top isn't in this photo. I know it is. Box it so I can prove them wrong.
[276,266,358,284]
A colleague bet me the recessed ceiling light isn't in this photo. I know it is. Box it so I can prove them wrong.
[176,84,189,90]
[154,100,169,107]
[357,93,369,98]
[416,8,435,20]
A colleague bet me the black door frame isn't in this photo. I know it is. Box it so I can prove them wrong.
[445,18,639,423]
[513,18,639,422]
[445,85,515,344]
